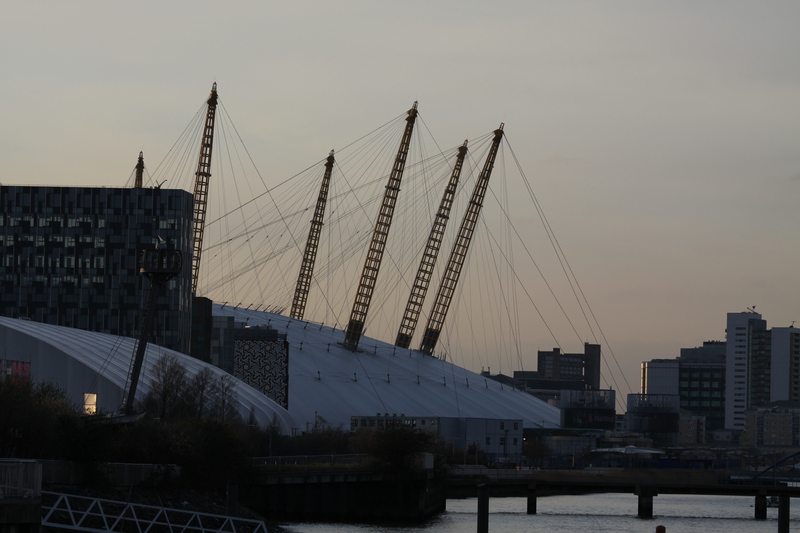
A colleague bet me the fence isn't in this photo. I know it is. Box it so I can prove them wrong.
[251,454,378,472]
[0,459,42,499]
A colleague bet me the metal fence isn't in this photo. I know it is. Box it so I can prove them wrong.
[42,492,269,533]
[251,454,378,472]
[0,459,42,499]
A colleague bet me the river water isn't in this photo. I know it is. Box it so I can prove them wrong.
[281,493,800,533]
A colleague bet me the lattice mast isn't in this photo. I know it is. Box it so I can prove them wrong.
[419,124,504,354]
[190,82,219,294]
[133,151,144,188]
[395,140,468,348]
[290,150,335,320]
[343,102,419,350]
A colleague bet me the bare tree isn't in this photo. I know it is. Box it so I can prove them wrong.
[214,373,240,422]
[145,353,188,420]
[184,367,216,419]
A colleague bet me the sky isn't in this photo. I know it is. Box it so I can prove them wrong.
[3,1,798,401]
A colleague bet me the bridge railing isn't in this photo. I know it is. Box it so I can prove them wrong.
[42,491,268,533]
[251,454,378,472]
[0,459,41,499]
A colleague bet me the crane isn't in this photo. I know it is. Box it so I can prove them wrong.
[419,124,504,354]
[122,246,183,415]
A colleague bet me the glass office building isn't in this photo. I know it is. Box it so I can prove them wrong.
[0,185,194,354]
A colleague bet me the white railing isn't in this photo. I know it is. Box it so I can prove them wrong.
[0,459,42,499]
[42,492,268,533]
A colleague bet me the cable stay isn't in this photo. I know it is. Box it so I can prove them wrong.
[128,87,632,403]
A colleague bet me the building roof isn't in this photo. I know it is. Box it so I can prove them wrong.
[213,305,561,431]
[0,316,298,433]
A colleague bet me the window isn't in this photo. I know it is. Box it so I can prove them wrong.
[83,393,97,415]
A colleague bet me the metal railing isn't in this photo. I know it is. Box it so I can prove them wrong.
[251,454,378,472]
[42,491,268,533]
[0,459,42,499]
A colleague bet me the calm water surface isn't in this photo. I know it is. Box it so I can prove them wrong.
[281,493,800,533]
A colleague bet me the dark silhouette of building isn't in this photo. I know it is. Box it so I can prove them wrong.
[535,343,602,389]
[0,185,193,353]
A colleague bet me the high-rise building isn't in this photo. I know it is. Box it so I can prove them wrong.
[0,185,194,353]
[770,327,800,403]
[723,312,800,430]
[725,312,767,430]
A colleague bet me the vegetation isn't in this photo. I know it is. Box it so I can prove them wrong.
[2,354,449,494]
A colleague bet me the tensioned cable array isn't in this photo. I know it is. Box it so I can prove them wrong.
[144,96,632,407]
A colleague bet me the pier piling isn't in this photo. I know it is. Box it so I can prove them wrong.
[778,495,790,533]
[526,483,537,515]
[754,494,767,520]
[477,483,489,533]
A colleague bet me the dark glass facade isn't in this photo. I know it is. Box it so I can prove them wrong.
[0,185,194,353]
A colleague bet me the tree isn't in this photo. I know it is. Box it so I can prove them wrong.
[0,379,78,458]
[144,353,188,419]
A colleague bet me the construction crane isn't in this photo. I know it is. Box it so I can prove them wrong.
[290,150,335,320]
[419,124,504,354]
[343,102,418,350]
[395,140,468,349]
[190,83,219,294]
[122,246,183,415]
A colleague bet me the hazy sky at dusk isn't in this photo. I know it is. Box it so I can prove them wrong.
[3,1,798,399]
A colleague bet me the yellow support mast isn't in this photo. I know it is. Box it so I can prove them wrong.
[343,102,418,350]
[291,150,335,320]
[395,140,468,349]
[190,83,219,295]
[419,124,504,354]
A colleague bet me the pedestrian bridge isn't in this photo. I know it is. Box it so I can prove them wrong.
[41,491,269,533]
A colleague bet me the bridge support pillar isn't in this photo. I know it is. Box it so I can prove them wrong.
[527,483,537,515]
[477,483,489,533]
[754,494,767,520]
[778,496,790,533]
[635,485,656,519]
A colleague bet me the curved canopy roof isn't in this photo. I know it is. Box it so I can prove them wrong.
[0,316,298,433]
[213,305,561,431]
